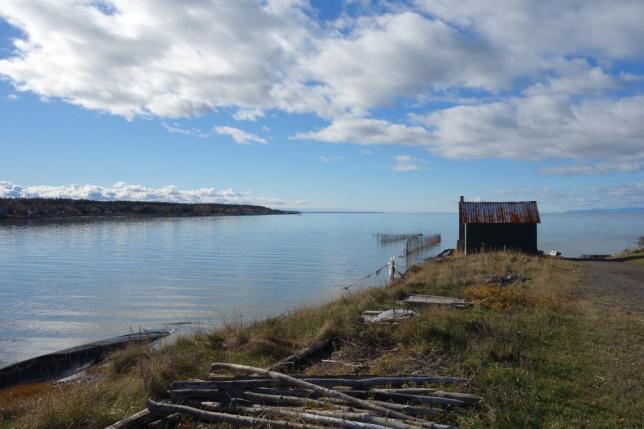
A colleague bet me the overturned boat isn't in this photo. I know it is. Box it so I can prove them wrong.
[0,330,171,389]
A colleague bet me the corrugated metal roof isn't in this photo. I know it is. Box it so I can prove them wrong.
[460,201,540,224]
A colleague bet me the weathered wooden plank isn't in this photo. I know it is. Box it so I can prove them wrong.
[403,295,472,308]
[362,309,415,323]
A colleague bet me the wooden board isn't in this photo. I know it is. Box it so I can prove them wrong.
[404,294,472,308]
[362,309,415,323]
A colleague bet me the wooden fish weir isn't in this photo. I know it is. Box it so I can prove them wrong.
[377,233,424,244]
[107,362,480,429]
[404,234,441,256]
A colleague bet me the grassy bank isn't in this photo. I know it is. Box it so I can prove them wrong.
[1,252,642,428]
[617,248,644,266]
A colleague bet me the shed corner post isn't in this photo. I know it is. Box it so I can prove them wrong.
[464,222,467,256]
[458,195,467,256]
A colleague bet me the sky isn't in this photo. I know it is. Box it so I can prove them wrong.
[0,0,643,212]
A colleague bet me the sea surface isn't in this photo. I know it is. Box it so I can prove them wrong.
[0,211,642,366]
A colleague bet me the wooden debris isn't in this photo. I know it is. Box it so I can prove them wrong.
[209,362,417,421]
[147,400,324,428]
[362,308,416,323]
[346,390,466,406]
[207,404,406,429]
[192,374,467,388]
[403,295,472,309]
[320,358,356,367]
[105,408,167,429]
[107,364,475,429]
[267,336,334,372]
[241,391,331,408]
[484,273,526,286]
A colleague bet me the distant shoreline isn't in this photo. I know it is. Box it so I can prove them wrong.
[565,207,644,214]
[0,197,298,221]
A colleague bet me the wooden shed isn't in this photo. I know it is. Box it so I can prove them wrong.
[456,197,540,254]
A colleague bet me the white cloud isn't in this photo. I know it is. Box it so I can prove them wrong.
[392,155,419,172]
[523,59,619,96]
[4,1,642,121]
[419,95,644,165]
[6,94,17,101]
[232,108,265,121]
[620,72,644,82]
[0,180,286,206]
[0,0,315,119]
[296,117,431,146]
[298,12,506,113]
[416,0,644,60]
[1,1,644,175]
[213,126,266,144]
[163,122,267,144]
[299,94,644,174]
[161,122,210,138]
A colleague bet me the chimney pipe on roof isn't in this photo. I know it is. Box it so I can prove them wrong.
[460,196,464,202]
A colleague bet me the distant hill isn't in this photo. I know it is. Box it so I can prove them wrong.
[565,207,644,214]
[0,198,296,220]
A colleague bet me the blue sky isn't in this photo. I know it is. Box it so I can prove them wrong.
[1,1,643,212]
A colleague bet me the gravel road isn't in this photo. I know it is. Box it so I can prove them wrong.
[581,260,644,315]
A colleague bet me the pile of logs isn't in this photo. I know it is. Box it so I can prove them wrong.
[107,363,481,428]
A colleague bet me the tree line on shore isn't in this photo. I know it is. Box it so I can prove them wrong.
[0,198,292,219]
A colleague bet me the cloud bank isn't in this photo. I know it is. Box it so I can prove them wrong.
[0,181,286,206]
[493,183,644,210]
[1,1,644,173]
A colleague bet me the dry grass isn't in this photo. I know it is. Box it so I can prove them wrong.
[1,251,642,428]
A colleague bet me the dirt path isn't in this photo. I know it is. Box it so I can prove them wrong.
[580,260,644,316]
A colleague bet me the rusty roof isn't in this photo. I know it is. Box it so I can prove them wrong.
[460,201,540,224]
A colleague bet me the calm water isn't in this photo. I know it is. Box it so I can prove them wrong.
[0,212,642,366]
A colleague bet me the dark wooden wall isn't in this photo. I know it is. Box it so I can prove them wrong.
[458,223,537,254]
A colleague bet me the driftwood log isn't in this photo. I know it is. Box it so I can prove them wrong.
[196,374,467,388]
[208,404,398,429]
[289,408,424,429]
[147,400,325,429]
[267,336,334,372]
[104,408,169,429]
[241,391,332,408]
